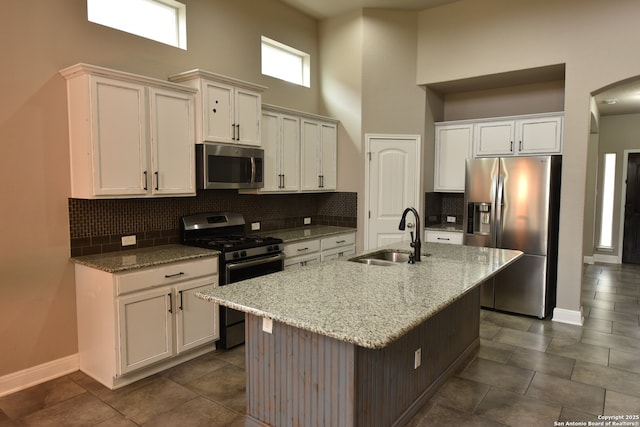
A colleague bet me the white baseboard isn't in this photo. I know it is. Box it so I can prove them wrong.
[552,307,584,326]
[593,254,620,264]
[583,255,595,265]
[0,354,79,398]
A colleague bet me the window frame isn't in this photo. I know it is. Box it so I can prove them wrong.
[87,0,187,50]
[261,36,310,88]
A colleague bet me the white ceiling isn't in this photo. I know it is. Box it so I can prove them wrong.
[280,0,640,117]
[279,0,459,19]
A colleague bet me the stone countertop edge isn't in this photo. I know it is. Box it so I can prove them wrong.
[259,225,357,243]
[197,242,523,349]
[424,223,464,232]
[70,244,219,273]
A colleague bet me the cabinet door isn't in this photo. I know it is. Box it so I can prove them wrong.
[280,114,300,192]
[474,120,515,157]
[175,278,219,353]
[235,89,262,146]
[261,111,281,191]
[320,122,337,190]
[91,77,148,196]
[300,119,321,191]
[434,124,472,192]
[284,253,321,270]
[321,246,355,262]
[149,88,195,196]
[516,116,562,154]
[203,81,234,143]
[117,287,174,375]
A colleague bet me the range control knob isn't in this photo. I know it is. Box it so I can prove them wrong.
[233,252,240,259]
[240,250,247,258]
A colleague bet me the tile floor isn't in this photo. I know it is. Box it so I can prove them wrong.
[1,262,639,426]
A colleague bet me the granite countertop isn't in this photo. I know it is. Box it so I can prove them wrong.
[259,225,356,243]
[71,244,219,273]
[197,242,522,349]
[424,223,464,232]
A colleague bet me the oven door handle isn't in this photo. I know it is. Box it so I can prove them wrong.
[225,253,285,272]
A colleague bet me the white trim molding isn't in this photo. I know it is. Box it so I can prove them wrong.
[552,307,584,326]
[583,256,595,265]
[0,354,78,398]
[593,253,620,264]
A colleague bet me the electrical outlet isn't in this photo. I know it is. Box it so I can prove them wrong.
[121,235,136,246]
[446,216,456,223]
[303,217,312,225]
[414,348,421,369]
[262,317,273,334]
[251,222,261,231]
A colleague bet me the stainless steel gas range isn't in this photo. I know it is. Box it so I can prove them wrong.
[180,212,284,349]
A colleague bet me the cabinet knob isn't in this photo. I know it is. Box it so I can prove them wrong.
[212,108,217,113]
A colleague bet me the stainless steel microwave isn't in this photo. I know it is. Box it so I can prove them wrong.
[196,143,264,189]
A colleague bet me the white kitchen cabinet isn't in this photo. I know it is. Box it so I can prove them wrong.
[75,256,218,389]
[169,69,266,146]
[300,118,338,191]
[425,230,463,245]
[283,232,357,268]
[260,108,300,192]
[434,123,473,192]
[60,63,196,199]
[474,113,563,157]
[320,232,356,261]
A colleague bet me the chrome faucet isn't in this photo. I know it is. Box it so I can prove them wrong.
[398,207,421,263]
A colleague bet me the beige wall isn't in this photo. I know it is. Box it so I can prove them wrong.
[0,0,319,378]
[320,10,426,250]
[417,0,640,315]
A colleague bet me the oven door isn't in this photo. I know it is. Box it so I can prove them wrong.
[225,252,285,285]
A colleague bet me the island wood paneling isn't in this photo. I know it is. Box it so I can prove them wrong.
[245,287,480,427]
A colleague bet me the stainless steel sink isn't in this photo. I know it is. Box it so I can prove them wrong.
[349,249,413,266]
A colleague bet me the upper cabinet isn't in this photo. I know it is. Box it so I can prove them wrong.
[434,123,473,192]
[169,70,267,146]
[474,113,563,157]
[60,64,197,199]
[300,118,337,192]
[261,106,300,193]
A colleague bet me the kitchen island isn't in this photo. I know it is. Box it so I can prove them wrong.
[198,242,522,427]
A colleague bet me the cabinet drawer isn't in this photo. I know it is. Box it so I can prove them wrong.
[284,253,321,269]
[321,233,356,251]
[425,231,463,245]
[283,239,321,258]
[321,246,356,262]
[117,257,218,295]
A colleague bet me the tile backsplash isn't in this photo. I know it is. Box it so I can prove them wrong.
[69,191,357,256]
[425,192,464,225]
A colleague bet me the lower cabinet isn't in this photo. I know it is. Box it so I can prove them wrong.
[425,230,464,245]
[75,257,219,389]
[283,232,356,269]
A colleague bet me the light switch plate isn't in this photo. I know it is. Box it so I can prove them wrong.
[446,216,456,223]
[251,222,261,231]
[414,348,421,369]
[121,235,136,246]
[303,217,311,225]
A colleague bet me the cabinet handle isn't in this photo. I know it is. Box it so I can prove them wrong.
[297,248,309,252]
[236,124,240,140]
[519,141,522,151]
[510,141,513,152]
[168,293,173,314]
[231,123,236,140]
[154,171,159,191]
[437,237,451,241]
[178,290,184,311]
[165,272,185,278]
[282,174,285,189]
[143,171,148,190]
[336,240,346,244]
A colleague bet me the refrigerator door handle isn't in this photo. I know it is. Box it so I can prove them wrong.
[495,174,505,248]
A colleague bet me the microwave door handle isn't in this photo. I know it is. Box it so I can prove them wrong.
[251,157,256,184]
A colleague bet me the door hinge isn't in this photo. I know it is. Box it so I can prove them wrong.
[368,211,371,219]
[368,152,372,161]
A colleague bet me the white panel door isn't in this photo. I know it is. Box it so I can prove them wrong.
[366,135,421,249]
[235,88,261,146]
[203,81,234,143]
[175,278,219,353]
[474,120,515,157]
[261,111,281,191]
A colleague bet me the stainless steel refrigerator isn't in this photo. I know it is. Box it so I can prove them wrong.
[463,155,561,318]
